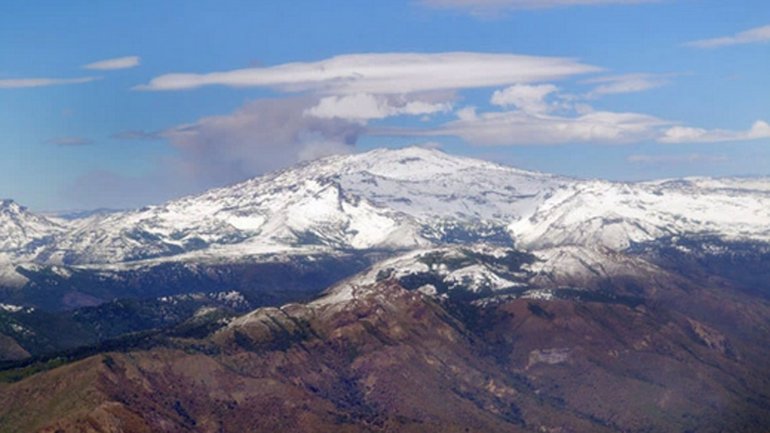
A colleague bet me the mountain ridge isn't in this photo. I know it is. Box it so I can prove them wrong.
[2,146,769,270]
[2,146,770,312]
[3,255,769,433]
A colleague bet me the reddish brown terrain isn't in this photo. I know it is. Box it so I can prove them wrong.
[1,263,769,433]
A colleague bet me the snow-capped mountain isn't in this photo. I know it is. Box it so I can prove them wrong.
[36,147,571,265]
[0,200,64,253]
[1,146,770,272]
[511,177,770,250]
[0,200,67,288]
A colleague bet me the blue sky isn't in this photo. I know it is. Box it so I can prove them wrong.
[1,0,769,210]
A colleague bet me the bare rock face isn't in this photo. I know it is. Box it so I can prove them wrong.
[2,272,769,433]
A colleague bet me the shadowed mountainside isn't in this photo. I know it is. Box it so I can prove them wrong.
[2,253,769,433]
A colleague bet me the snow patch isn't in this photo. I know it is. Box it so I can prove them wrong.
[0,303,23,313]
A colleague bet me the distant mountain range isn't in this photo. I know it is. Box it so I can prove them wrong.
[2,147,769,299]
[1,147,769,432]
[3,146,770,266]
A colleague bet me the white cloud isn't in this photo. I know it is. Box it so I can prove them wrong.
[0,76,99,89]
[392,74,768,147]
[401,107,770,146]
[456,106,479,121]
[490,84,558,113]
[420,0,657,14]
[137,52,600,93]
[627,153,728,164]
[685,24,770,49]
[660,121,770,143]
[305,93,451,121]
[584,73,672,97]
[409,108,668,145]
[83,56,141,70]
